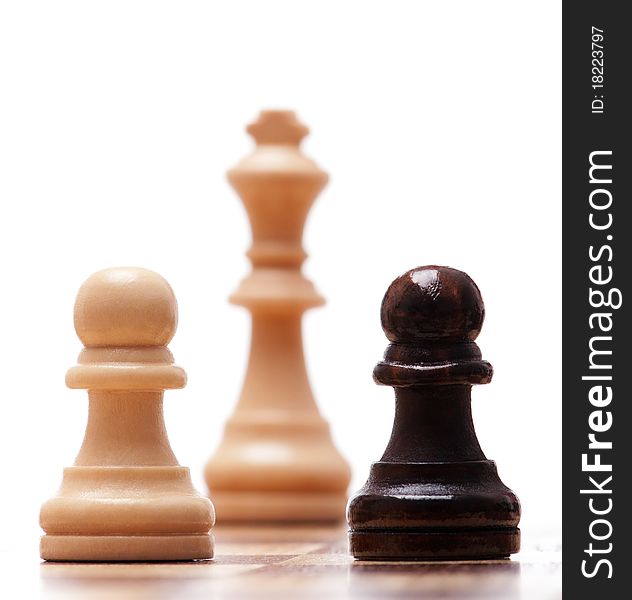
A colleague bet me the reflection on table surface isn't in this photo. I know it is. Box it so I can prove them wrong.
[4,525,562,599]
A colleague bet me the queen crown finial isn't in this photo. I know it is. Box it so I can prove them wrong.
[246,110,309,146]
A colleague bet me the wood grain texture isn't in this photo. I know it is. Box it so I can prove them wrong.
[1,525,560,599]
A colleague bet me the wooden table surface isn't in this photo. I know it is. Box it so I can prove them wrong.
[2,525,562,599]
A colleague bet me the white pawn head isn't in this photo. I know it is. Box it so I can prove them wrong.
[66,267,185,391]
[73,267,178,348]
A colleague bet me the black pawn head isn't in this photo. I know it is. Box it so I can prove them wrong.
[381,266,485,343]
[375,266,492,387]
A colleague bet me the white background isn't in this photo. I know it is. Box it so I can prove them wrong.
[0,0,561,553]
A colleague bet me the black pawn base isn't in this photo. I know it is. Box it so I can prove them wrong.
[350,529,520,561]
[348,460,521,561]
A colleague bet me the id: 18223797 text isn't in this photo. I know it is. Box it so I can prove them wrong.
[591,26,605,114]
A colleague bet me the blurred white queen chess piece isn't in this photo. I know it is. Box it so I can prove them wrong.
[204,110,351,521]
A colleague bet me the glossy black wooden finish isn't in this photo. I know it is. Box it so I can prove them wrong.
[348,266,521,560]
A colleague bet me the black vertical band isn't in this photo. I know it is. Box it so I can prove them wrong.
[563,1,631,596]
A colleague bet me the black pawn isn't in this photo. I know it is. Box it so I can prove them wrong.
[348,266,520,560]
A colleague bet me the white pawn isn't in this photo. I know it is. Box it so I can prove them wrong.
[40,267,214,561]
